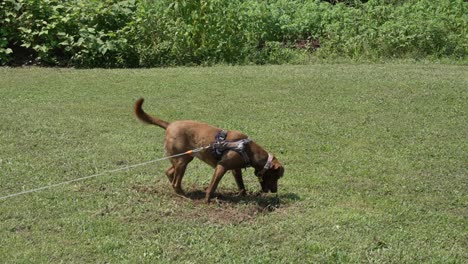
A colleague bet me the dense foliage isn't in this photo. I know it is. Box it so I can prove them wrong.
[1,0,466,67]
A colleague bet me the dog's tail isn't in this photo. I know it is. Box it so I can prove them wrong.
[134,98,170,129]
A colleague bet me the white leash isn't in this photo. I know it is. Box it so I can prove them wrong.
[0,146,210,201]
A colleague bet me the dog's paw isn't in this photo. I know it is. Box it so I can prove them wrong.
[173,187,185,196]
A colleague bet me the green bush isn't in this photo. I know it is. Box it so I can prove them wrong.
[0,0,139,67]
[0,0,466,67]
[317,0,468,59]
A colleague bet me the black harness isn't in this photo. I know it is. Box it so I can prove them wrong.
[212,130,251,167]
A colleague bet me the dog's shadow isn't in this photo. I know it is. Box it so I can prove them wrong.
[183,189,301,211]
[132,184,300,213]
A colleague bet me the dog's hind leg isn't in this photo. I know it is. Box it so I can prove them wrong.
[170,156,193,195]
[165,166,175,183]
[232,169,247,196]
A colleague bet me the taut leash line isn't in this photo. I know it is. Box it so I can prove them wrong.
[0,146,210,201]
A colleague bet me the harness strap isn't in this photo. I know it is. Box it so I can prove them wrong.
[212,130,252,167]
[225,139,252,166]
[213,130,228,157]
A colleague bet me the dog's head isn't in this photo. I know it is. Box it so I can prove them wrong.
[256,157,284,193]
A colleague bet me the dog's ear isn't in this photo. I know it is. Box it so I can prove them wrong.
[273,161,281,170]
[272,157,281,169]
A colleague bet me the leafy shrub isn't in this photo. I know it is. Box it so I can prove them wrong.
[0,0,466,67]
[0,0,139,67]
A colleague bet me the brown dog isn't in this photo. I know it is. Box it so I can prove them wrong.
[134,98,284,203]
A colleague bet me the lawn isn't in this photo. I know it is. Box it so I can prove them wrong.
[0,64,467,263]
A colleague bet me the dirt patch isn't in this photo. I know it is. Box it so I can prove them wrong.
[131,184,298,225]
[183,189,283,224]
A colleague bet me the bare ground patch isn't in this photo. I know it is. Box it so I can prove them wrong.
[131,184,300,225]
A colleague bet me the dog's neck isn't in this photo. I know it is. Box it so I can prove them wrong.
[247,141,272,171]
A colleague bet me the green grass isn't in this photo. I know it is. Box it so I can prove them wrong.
[0,64,467,263]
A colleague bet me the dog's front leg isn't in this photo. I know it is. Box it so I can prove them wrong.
[232,169,247,196]
[205,165,227,203]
